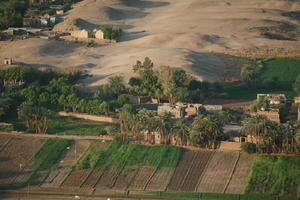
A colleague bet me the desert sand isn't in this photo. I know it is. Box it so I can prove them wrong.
[0,0,300,88]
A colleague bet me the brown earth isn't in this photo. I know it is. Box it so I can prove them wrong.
[128,165,155,191]
[61,169,92,187]
[167,150,195,191]
[196,151,239,193]
[0,137,44,186]
[44,168,73,188]
[95,166,120,189]
[180,150,213,192]
[146,167,174,191]
[81,169,103,188]
[1,0,300,89]
[225,153,255,194]
[113,165,139,190]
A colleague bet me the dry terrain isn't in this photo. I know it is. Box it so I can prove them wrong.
[0,137,44,186]
[1,0,300,88]
[225,153,255,194]
[196,151,239,193]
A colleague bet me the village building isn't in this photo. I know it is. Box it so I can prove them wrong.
[94,29,104,39]
[3,58,12,65]
[294,97,300,105]
[252,109,281,123]
[71,29,89,38]
[257,93,286,105]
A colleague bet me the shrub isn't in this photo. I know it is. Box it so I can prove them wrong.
[100,26,122,40]
[241,142,256,153]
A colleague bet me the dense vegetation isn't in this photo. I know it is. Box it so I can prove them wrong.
[0,0,81,30]
[27,138,72,185]
[225,58,300,99]
[100,26,122,41]
[246,155,300,196]
[76,141,183,171]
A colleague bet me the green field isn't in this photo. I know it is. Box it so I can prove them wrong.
[245,155,300,196]
[27,138,72,185]
[224,58,300,99]
[10,115,116,136]
[76,142,183,171]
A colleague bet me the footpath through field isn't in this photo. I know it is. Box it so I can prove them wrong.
[0,131,113,141]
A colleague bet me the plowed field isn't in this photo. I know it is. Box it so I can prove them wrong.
[62,169,92,187]
[95,166,119,189]
[180,150,213,191]
[146,167,174,191]
[113,166,139,190]
[225,153,254,194]
[81,169,103,188]
[197,152,238,193]
[44,168,72,188]
[167,150,195,191]
[129,166,155,191]
[0,137,44,186]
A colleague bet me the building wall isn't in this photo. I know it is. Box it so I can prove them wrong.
[95,30,104,39]
[71,30,89,38]
[255,110,280,123]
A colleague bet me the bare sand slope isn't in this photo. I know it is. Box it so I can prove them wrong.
[1,0,300,87]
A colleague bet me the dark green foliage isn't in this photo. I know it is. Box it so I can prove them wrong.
[241,142,256,153]
[75,141,108,169]
[100,26,122,40]
[246,155,300,195]
[32,139,72,170]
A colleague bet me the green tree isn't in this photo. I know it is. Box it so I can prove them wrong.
[240,66,260,88]
[293,74,300,95]
[173,119,190,146]
[156,112,174,144]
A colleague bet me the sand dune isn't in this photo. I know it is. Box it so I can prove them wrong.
[1,0,300,88]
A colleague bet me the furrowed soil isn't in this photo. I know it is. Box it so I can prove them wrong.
[128,166,155,191]
[113,165,139,190]
[196,151,239,193]
[81,169,103,188]
[95,166,120,189]
[0,137,44,186]
[167,150,195,191]
[225,153,255,194]
[61,169,92,187]
[146,167,174,191]
[180,150,214,192]
[0,136,12,152]
[44,168,72,188]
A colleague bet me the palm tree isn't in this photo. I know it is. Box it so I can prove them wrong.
[118,104,136,143]
[173,119,190,146]
[240,66,259,89]
[191,114,223,149]
[156,112,174,144]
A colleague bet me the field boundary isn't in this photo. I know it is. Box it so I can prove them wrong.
[143,167,159,190]
[178,151,197,190]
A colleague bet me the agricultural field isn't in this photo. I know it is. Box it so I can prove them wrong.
[95,166,120,189]
[225,153,255,194]
[0,135,12,152]
[245,155,300,196]
[10,116,116,136]
[145,167,174,191]
[180,150,214,192]
[81,169,103,188]
[224,58,300,99]
[42,168,72,188]
[59,140,90,167]
[113,165,139,190]
[26,138,73,185]
[61,169,92,187]
[196,152,239,193]
[128,166,155,191]
[0,137,44,186]
[167,150,196,191]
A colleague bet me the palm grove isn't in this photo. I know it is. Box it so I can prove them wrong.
[1,57,300,153]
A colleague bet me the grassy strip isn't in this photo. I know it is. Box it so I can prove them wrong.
[26,138,72,185]
[224,58,299,99]
[245,155,300,196]
[75,140,109,169]
[10,116,115,136]
[86,142,183,171]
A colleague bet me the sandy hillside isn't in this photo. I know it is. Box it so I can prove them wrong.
[1,0,300,87]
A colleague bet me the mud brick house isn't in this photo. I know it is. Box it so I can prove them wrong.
[257,94,286,105]
[3,58,12,65]
[252,109,281,123]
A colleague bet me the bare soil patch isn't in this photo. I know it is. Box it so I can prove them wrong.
[196,152,239,193]
[113,165,139,190]
[81,169,103,188]
[146,167,174,191]
[61,169,92,187]
[128,165,155,191]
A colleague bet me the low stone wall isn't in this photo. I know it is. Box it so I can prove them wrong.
[58,111,119,124]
